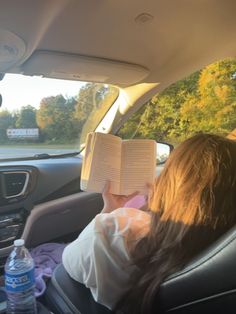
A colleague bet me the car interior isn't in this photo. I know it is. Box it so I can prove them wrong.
[0,0,236,313]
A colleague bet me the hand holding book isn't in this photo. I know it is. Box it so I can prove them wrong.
[101,181,139,213]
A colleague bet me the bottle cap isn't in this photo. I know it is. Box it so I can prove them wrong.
[14,239,25,247]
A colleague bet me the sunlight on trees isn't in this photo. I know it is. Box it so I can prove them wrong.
[119,58,236,144]
[0,84,118,144]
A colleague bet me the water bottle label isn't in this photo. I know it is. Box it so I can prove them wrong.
[5,267,35,292]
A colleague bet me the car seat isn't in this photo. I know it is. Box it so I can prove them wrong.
[45,225,236,313]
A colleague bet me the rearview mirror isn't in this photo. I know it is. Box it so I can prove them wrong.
[156,142,174,164]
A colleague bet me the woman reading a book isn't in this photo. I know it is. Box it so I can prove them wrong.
[63,133,236,313]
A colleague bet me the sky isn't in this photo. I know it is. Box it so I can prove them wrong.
[0,74,85,112]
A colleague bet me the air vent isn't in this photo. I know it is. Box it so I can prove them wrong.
[3,172,29,198]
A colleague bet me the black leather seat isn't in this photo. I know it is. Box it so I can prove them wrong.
[45,226,236,314]
[45,265,113,314]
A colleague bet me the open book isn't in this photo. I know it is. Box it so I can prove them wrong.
[80,132,156,195]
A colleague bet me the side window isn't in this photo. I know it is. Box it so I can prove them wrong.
[118,58,236,146]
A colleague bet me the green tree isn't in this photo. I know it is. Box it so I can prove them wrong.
[0,110,15,142]
[76,83,118,145]
[74,83,98,123]
[36,95,79,142]
[180,58,236,137]
[15,105,38,128]
[119,71,200,142]
[119,58,236,143]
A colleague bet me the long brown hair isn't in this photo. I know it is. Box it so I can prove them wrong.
[120,133,236,313]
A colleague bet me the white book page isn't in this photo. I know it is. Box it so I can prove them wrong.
[86,133,121,194]
[80,133,95,191]
[120,139,156,195]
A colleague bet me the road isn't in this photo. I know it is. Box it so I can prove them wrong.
[0,147,77,159]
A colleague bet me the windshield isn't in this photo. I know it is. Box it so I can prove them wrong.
[0,74,118,160]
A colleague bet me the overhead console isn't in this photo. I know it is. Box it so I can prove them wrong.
[21,50,150,86]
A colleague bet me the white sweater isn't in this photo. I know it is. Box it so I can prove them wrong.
[62,207,150,309]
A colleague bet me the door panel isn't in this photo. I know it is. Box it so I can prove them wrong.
[22,192,103,248]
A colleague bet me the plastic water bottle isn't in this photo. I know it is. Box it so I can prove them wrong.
[4,239,37,313]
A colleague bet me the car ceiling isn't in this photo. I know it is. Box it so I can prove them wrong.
[0,0,236,91]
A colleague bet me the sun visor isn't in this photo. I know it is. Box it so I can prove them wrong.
[21,51,149,85]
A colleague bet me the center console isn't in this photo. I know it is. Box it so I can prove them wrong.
[0,208,27,250]
[0,208,28,273]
